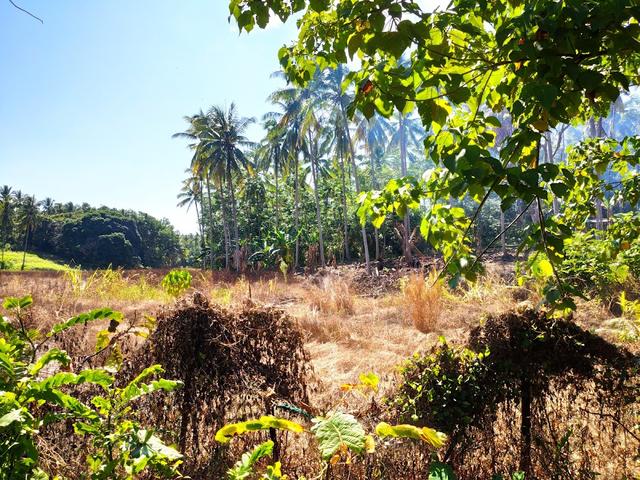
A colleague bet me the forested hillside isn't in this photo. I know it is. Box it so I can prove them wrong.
[0,189,185,269]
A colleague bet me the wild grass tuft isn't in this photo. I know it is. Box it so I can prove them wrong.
[401,271,443,334]
[305,275,355,315]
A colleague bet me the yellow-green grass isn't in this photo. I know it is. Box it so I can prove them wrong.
[1,251,70,271]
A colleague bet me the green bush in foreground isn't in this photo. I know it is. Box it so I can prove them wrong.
[0,295,182,480]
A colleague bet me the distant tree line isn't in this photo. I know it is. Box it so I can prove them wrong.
[175,68,640,273]
[0,187,186,269]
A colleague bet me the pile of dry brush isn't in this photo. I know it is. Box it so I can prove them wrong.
[118,293,314,477]
[393,309,640,479]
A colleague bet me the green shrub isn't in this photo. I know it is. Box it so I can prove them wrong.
[0,258,15,270]
[0,295,183,479]
[521,212,640,303]
[161,269,192,297]
[391,339,494,435]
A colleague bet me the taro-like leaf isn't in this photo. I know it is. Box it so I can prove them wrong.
[311,412,366,460]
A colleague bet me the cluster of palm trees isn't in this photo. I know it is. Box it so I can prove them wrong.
[0,186,42,270]
[174,67,426,272]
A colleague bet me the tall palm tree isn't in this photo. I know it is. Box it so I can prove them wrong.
[256,117,289,228]
[317,66,372,273]
[388,111,426,264]
[355,114,393,260]
[301,108,327,267]
[12,190,24,208]
[206,103,256,270]
[0,185,13,264]
[41,197,55,214]
[173,112,223,270]
[177,173,206,268]
[18,195,39,271]
[267,81,313,268]
[327,113,353,261]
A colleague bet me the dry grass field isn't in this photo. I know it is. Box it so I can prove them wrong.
[1,265,638,479]
[0,263,631,398]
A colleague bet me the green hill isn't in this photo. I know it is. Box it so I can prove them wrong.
[1,251,70,271]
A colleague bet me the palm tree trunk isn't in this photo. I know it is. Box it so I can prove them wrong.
[20,226,29,271]
[341,103,371,274]
[204,175,218,271]
[310,143,326,268]
[339,150,351,262]
[500,210,506,257]
[193,199,203,268]
[275,162,280,229]
[370,149,381,261]
[217,186,231,270]
[399,116,412,265]
[294,153,300,269]
[227,173,240,270]
[197,184,207,269]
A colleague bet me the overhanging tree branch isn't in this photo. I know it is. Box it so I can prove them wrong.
[8,0,43,23]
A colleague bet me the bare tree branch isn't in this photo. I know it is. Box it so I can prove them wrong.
[8,0,43,24]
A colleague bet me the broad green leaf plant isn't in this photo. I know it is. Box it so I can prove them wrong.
[215,372,448,479]
[0,295,183,479]
[161,269,192,298]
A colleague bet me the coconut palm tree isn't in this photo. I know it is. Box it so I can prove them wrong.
[355,114,393,260]
[255,117,290,228]
[301,108,328,267]
[0,185,13,265]
[388,111,426,264]
[173,112,224,269]
[206,103,256,270]
[267,81,313,268]
[12,190,24,208]
[177,173,206,268]
[327,120,352,261]
[317,66,372,273]
[18,195,39,271]
[41,197,55,215]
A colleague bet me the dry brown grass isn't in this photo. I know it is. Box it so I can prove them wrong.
[1,264,637,478]
[2,264,634,402]
[401,270,444,333]
[304,275,355,315]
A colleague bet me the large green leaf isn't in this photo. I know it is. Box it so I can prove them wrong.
[215,416,304,443]
[49,308,123,336]
[0,408,24,427]
[120,364,182,404]
[2,295,33,310]
[35,369,114,390]
[228,441,274,480]
[310,412,366,460]
[375,422,447,449]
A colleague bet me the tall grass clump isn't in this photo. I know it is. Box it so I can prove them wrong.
[305,276,355,315]
[402,271,443,333]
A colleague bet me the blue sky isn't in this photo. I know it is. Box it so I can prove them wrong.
[0,1,297,233]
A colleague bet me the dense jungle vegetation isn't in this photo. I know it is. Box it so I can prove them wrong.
[0,192,185,269]
[2,0,640,479]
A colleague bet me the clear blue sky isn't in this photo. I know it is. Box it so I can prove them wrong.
[0,1,297,233]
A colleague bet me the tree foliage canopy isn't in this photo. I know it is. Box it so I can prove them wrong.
[230,0,640,306]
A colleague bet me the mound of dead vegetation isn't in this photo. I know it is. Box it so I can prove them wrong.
[391,308,639,479]
[121,292,314,477]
